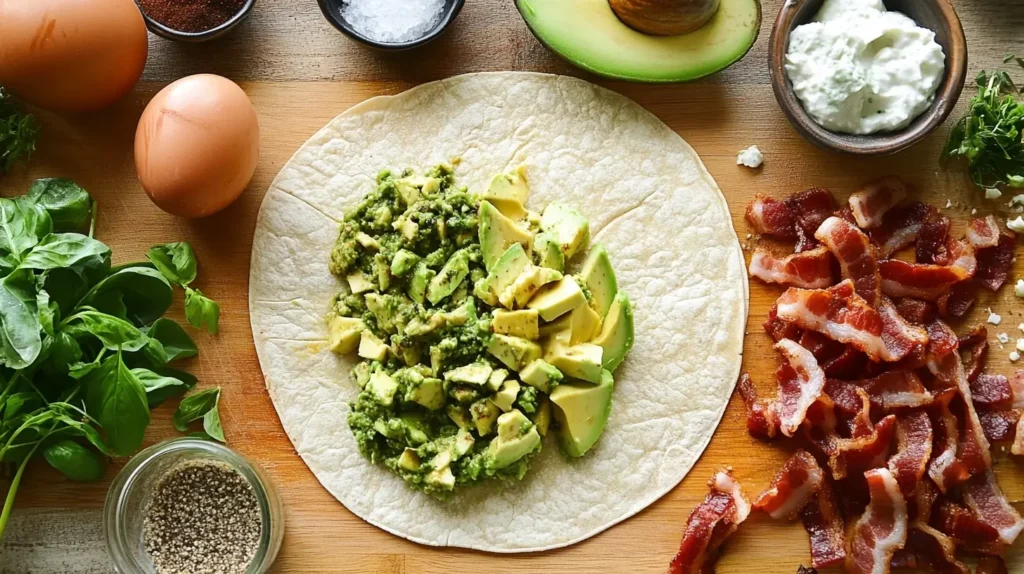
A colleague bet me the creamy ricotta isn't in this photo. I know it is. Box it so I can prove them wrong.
[785,0,945,135]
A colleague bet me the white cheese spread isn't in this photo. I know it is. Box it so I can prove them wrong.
[737,145,764,169]
[785,0,945,135]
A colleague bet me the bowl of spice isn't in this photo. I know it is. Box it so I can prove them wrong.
[104,438,283,574]
[135,0,256,42]
[317,0,465,50]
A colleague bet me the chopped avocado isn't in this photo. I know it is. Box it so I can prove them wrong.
[407,262,436,304]
[397,217,419,241]
[488,410,541,469]
[569,302,602,346]
[538,313,572,345]
[498,265,563,309]
[482,166,530,220]
[486,368,508,393]
[540,202,589,260]
[515,0,761,83]
[491,379,520,412]
[374,254,391,291]
[487,334,542,371]
[480,243,532,298]
[426,465,456,490]
[550,370,614,457]
[527,276,586,321]
[427,248,471,305]
[347,271,375,294]
[366,371,399,406]
[519,359,564,393]
[355,232,380,250]
[491,309,540,340]
[593,291,634,372]
[533,232,565,272]
[449,384,480,405]
[390,249,421,277]
[357,331,389,362]
[479,201,532,271]
[547,343,604,384]
[473,278,500,307]
[364,293,396,333]
[328,316,364,354]
[454,428,476,457]
[580,244,618,319]
[533,398,552,437]
[470,398,500,436]
[443,362,493,386]
[406,377,445,410]
[447,405,473,431]
[398,448,421,471]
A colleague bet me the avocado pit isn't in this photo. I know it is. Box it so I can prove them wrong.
[608,0,720,36]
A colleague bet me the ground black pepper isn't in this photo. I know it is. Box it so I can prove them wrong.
[138,0,247,33]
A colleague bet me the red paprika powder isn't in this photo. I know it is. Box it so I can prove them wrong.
[137,0,247,33]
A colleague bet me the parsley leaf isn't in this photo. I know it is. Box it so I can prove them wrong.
[0,87,39,174]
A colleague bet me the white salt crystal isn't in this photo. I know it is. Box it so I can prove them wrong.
[341,0,445,43]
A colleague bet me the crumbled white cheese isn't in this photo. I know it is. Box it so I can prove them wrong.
[986,188,1003,199]
[746,233,752,240]
[1012,351,1021,362]
[1008,216,1024,233]
[972,208,978,215]
[736,146,764,169]
[999,333,1010,344]
[945,199,952,209]
[1017,279,1024,298]
[1017,338,1024,352]
[1010,194,1024,207]
[988,309,1002,325]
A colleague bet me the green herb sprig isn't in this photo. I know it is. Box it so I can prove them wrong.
[0,179,221,540]
[0,87,39,174]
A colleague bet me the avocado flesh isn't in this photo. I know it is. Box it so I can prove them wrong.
[594,292,634,372]
[516,0,761,83]
[550,370,614,457]
[580,244,618,320]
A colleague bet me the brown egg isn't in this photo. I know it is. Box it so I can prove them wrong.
[135,74,260,219]
[0,0,148,113]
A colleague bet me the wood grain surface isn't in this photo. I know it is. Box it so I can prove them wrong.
[3,1,1024,572]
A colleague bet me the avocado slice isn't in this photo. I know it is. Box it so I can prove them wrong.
[527,276,586,321]
[366,371,399,406]
[357,331,389,362]
[427,248,471,305]
[328,316,364,354]
[407,262,436,305]
[491,379,520,412]
[549,370,614,457]
[487,334,542,371]
[492,309,540,340]
[479,201,532,271]
[569,302,602,346]
[406,377,445,410]
[470,398,501,436]
[533,232,565,272]
[390,249,421,277]
[516,0,761,83]
[593,292,634,372]
[547,343,604,384]
[498,265,563,309]
[580,244,618,319]
[540,203,589,260]
[478,243,532,301]
[482,166,530,220]
[443,362,493,386]
[488,410,542,469]
[519,359,564,393]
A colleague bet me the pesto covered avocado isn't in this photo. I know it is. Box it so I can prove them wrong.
[325,164,633,495]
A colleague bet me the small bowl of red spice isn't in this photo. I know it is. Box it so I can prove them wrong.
[135,0,256,42]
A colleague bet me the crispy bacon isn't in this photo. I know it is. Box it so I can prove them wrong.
[911,479,939,524]
[856,370,933,410]
[815,217,881,305]
[891,524,969,574]
[822,347,869,379]
[926,320,960,370]
[764,302,802,343]
[754,450,824,520]
[869,202,932,259]
[849,176,909,229]
[1011,371,1024,409]
[775,281,924,363]
[894,298,935,324]
[927,390,971,493]
[879,259,971,301]
[975,232,1016,291]
[801,478,847,569]
[846,468,908,574]
[824,379,873,438]
[748,247,834,289]
[937,237,978,277]
[930,351,993,474]
[967,215,1002,249]
[809,415,896,480]
[962,470,1024,546]
[916,212,951,264]
[795,225,820,253]
[787,188,837,237]
[668,471,750,574]
[746,194,797,239]
[1015,413,1024,455]
[736,373,779,440]
[976,556,1010,574]
[933,498,1003,555]
[959,325,988,383]
[887,411,932,499]
[982,409,1020,443]
[798,330,845,362]
[971,373,1012,407]
[936,281,977,318]
[775,340,827,437]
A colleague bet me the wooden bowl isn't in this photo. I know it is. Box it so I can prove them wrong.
[768,0,967,156]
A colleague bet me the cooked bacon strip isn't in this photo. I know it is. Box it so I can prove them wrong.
[746,194,797,239]
[798,330,845,362]
[845,468,908,574]
[930,349,993,474]
[754,450,824,520]
[916,211,951,264]
[764,302,802,343]
[971,373,1012,407]
[879,259,971,300]
[936,281,977,318]
[967,215,1002,249]
[815,217,881,305]
[910,478,938,523]
[749,247,834,289]
[801,478,847,569]
[1015,412,1024,455]
[983,409,1021,443]
[822,347,868,379]
[870,202,932,258]
[809,415,896,480]
[927,390,971,493]
[775,340,827,437]
[891,524,970,574]
[959,325,988,383]
[856,370,933,409]
[887,411,932,499]
[894,298,935,324]
[737,373,779,440]
[794,225,820,253]
[933,498,1004,555]
[976,556,1010,574]
[823,379,872,438]
[787,188,837,237]
[775,281,925,363]
[1011,371,1024,409]
[962,470,1024,545]
[975,232,1016,291]
[668,471,750,574]
[849,176,909,229]
[925,320,960,369]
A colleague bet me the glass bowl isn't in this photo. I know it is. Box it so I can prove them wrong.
[104,438,284,573]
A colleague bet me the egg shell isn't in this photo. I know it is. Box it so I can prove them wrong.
[0,0,148,113]
[135,74,260,219]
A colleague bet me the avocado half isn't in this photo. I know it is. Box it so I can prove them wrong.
[516,0,762,83]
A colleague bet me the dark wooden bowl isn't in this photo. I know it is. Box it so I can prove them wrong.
[316,0,464,51]
[768,0,967,156]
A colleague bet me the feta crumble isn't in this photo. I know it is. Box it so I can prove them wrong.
[1009,216,1024,233]
[737,146,764,169]
[945,199,952,209]
[972,208,978,215]
[1017,338,1024,352]
[1010,194,1024,207]
[1017,279,1024,298]
[988,309,1002,325]
[998,333,1010,344]
[986,188,1002,199]
[1012,351,1021,362]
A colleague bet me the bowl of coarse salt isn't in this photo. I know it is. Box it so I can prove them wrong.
[317,0,465,50]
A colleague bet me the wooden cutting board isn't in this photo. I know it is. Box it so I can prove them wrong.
[4,1,1024,572]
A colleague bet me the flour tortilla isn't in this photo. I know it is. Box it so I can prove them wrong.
[249,72,748,553]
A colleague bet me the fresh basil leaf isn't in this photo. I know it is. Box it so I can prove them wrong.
[43,440,105,482]
[0,196,52,260]
[87,289,127,320]
[203,404,224,442]
[1009,175,1024,188]
[147,243,198,286]
[145,318,197,362]
[0,269,41,369]
[19,233,110,271]
[132,368,192,408]
[50,331,83,367]
[49,411,110,456]
[37,288,56,336]
[44,253,112,315]
[64,310,148,352]
[25,179,93,232]
[173,387,224,443]
[84,352,149,456]
[1,392,38,422]
[184,289,219,335]
[80,267,172,326]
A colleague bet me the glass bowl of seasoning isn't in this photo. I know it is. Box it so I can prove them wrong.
[134,0,256,43]
[317,0,465,50]
[104,438,284,574]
